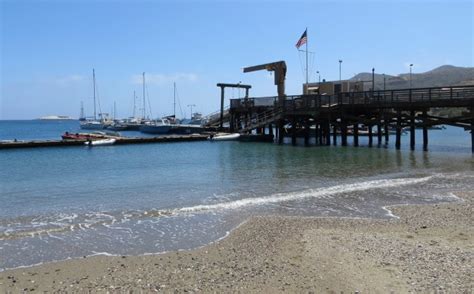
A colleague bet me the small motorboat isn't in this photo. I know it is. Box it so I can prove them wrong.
[84,138,117,146]
[208,133,240,141]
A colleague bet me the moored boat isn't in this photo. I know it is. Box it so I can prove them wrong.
[208,133,240,141]
[84,138,116,146]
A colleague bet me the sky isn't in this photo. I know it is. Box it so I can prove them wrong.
[1,0,473,120]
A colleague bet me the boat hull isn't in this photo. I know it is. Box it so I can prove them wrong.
[140,124,204,135]
[209,133,240,141]
[84,138,116,146]
[80,122,107,130]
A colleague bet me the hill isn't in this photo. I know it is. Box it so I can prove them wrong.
[350,65,474,90]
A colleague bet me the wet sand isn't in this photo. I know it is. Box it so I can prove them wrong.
[1,192,472,292]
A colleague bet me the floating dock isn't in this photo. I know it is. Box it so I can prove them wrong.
[0,134,209,149]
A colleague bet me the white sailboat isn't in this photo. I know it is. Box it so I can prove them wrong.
[139,82,204,134]
[80,69,113,130]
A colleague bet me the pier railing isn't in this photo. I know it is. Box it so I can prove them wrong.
[230,85,474,112]
[204,105,230,126]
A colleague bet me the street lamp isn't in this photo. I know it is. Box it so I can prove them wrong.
[187,104,196,119]
[383,73,386,91]
[409,64,413,88]
[316,71,320,83]
[237,81,242,98]
[338,60,342,82]
[372,68,375,92]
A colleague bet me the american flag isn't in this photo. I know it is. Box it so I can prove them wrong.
[295,29,307,49]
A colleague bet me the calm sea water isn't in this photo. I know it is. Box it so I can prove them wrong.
[0,120,473,270]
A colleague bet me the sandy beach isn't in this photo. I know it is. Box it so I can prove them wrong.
[1,191,472,292]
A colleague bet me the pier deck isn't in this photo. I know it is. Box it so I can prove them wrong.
[227,85,474,152]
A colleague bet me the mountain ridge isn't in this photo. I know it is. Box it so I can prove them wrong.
[349,65,474,89]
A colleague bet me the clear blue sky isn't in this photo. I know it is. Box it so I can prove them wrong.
[1,0,473,119]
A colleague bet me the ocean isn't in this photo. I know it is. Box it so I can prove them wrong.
[0,120,473,270]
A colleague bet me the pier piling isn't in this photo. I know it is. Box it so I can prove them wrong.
[396,111,402,150]
[369,124,373,147]
[422,110,428,151]
[410,110,416,150]
[354,123,359,147]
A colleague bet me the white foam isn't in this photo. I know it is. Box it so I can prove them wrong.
[382,206,400,219]
[178,176,433,213]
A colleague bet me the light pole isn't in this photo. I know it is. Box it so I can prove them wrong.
[383,73,386,91]
[409,64,413,88]
[316,71,321,83]
[237,81,242,98]
[187,104,196,119]
[338,60,342,82]
[372,68,375,92]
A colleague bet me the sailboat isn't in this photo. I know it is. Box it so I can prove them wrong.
[80,69,113,130]
[139,82,204,135]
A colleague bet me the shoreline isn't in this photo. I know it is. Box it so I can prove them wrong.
[1,192,472,292]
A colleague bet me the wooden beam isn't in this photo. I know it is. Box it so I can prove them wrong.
[216,83,252,89]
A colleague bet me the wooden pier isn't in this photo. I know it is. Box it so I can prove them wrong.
[0,134,208,149]
[225,85,474,152]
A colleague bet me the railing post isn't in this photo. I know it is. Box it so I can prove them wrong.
[409,89,412,103]
[429,88,432,102]
[450,87,453,99]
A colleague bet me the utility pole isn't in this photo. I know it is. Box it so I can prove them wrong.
[338,60,342,82]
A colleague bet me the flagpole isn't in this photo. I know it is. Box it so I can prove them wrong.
[305,27,309,92]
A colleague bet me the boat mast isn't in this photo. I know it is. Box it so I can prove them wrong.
[173,82,176,117]
[133,90,136,118]
[93,68,96,120]
[142,72,146,119]
[113,101,116,120]
[80,101,84,119]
